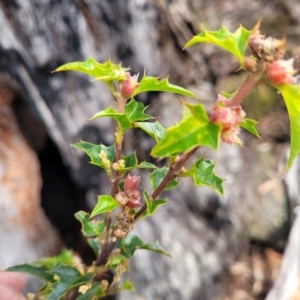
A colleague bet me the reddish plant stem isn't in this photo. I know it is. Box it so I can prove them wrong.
[95,94,127,266]
[226,74,261,107]
[134,147,198,220]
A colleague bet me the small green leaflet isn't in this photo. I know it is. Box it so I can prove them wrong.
[185,157,224,195]
[240,118,260,137]
[120,233,170,258]
[72,142,116,168]
[125,98,153,121]
[132,76,197,98]
[91,195,119,217]
[151,102,221,157]
[184,25,250,65]
[142,190,167,218]
[75,211,106,237]
[87,238,102,255]
[150,167,179,190]
[121,279,135,291]
[91,107,132,132]
[134,121,166,142]
[54,57,127,92]
[273,84,300,170]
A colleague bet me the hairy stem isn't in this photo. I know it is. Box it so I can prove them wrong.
[134,147,198,220]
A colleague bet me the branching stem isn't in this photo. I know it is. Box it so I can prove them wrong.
[134,147,198,220]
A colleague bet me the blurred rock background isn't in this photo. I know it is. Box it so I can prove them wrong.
[0,0,299,299]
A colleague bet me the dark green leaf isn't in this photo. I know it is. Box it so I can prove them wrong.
[90,107,132,132]
[134,121,166,142]
[72,142,116,168]
[133,76,197,98]
[240,118,260,137]
[185,157,224,195]
[125,99,153,122]
[91,195,119,217]
[122,153,138,170]
[120,233,170,258]
[142,191,167,217]
[75,211,106,237]
[184,26,250,65]
[87,238,101,255]
[149,167,179,190]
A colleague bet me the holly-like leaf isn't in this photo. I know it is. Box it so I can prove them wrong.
[91,107,132,132]
[121,279,135,291]
[151,102,221,157]
[122,153,138,171]
[185,157,224,195]
[91,195,119,217]
[125,98,153,122]
[37,249,75,269]
[120,233,170,258]
[142,191,167,217]
[6,264,53,282]
[73,142,116,168]
[150,167,179,190]
[134,121,166,142]
[75,211,106,237]
[132,76,197,98]
[76,283,105,300]
[54,57,127,91]
[241,118,260,137]
[184,26,250,65]
[274,84,300,170]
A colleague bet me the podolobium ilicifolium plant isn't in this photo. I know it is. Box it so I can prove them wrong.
[7,20,300,300]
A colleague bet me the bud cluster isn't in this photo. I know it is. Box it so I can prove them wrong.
[210,94,246,144]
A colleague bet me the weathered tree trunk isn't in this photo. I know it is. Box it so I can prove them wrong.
[0,0,299,299]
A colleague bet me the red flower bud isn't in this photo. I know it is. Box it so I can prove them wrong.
[266,59,297,85]
[210,94,245,145]
[120,72,139,99]
[124,174,140,191]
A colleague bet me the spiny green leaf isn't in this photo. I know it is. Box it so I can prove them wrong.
[6,264,54,282]
[121,279,135,291]
[142,191,167,218]
[125,98,153,122]
[91,107,132,132]
[76,283,105,300]
[134,121,166,142]
[273,84,300,170]
[185,157,224,195]
[72,142,116,169]
[75,211,106,237]
[133,76,197,98]
[184,25,250,65]
[120,233,170,258]
[241,118,260,137]
[150,167,179,190]
[54,57,127,91]
[122,153,138,171]
[91,195,119,217]
[151,103,221,157]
